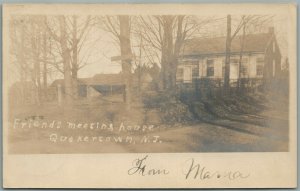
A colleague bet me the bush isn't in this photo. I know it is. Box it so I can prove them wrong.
[143,91,195,124]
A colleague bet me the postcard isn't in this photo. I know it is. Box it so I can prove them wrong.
[2,3,297,188]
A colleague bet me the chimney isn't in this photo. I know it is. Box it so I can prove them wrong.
[268,27,274,34]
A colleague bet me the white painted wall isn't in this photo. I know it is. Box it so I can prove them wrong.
[177,64,194,83]
[230,63,238,79]
[248,54,263,78]
[199,58,204,77]
[200,58,207,77]
[214,57,223,78]
[183,66,192,82]
[177,53,265,82]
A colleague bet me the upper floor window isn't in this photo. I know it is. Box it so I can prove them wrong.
[206,59,214,77]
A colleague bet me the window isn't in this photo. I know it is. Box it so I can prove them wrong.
[241,58,248,77]
[222,59,225,77]
[176,68,184,79]
[256,57,264,76]
[241,65,248,77]
[273,60,276,77]
[192,67,199,78]
[206,59,214,77]
[256,64,263,76]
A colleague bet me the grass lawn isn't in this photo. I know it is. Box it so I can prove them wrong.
[7,91,289,153]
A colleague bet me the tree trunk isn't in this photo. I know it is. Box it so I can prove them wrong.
[34,57,42,106]
[43,29,48,101]
[71,16,79,99]
[20,23,26,104]
[237,20,246,93]
[161,16,174,90]
[160,47,167,90]
[119,15,132,110]
[171,16,184,91]
[224,15,232,95]
[31,21,42,106]
[59,16,73,104]
[138,34,143,93]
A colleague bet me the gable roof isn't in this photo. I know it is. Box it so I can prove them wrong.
[50,71,156,88]
[181,33,274,56]
[50,79,64,87]
[80,74,124,85]
[50,74,124,87]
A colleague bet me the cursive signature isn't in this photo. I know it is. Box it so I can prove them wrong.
[183,158,250,180]
[128,155,169,176]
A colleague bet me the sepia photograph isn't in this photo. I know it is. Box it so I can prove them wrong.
[2,4,297,189]
[5,6,291,154]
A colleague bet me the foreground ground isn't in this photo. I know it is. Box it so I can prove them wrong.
[7,91,289,153]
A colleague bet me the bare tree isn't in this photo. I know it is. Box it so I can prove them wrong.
[30,17,43,105]
[70,15,92,98]
[10,16,51,105]
[237,16,273,91]
[237,16,246,92]
[42,22,49,99]
[134,15,214,91]
[224,15,273,95]
[10,17,29,104]
[45,15,93,102]
[60,16,73,104]
[98,15,133,109]
[119,15,133,109]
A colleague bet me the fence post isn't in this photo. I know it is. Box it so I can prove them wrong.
[57,84,62,106]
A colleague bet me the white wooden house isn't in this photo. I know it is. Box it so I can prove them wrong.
[177,28,281,84]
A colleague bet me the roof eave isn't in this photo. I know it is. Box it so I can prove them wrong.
[180,51,266,58]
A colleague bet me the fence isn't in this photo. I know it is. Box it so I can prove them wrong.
[176,78,265,100]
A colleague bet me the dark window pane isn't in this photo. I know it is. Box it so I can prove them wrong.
[207,68,214,77]
[192,68,199,78]
[177,68,184,79]
[256,65,263,76]
[256,57,264,76]
[206,59,214,77]
[241,64,248,76]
